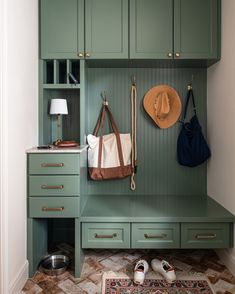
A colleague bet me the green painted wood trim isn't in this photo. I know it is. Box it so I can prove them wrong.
[82,222,131,248]
[80,60,86,144]
[217,0,221,59]
[78,0,85,57]
[29,175,80,197]
[80,148,88,213]
[54,60,58,84]
[27,218,48,277]
[39,60,44,145]
[85,59,219,68]
[42,84,81,89]
[75,218,84,277]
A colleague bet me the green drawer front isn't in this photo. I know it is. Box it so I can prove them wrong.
[28,154,80,175]
[29,197,80,218]
[29,175,80,196]
[82,223,130,249]
[181,223,231,249]
[132,223,180,249]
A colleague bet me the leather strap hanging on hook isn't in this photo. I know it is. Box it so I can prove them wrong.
[130,76,137,191]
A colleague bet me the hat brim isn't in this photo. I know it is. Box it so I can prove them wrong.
[143,85,182,129]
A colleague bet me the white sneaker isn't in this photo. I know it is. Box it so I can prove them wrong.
[134,259,149,285]
[151,259,176,284]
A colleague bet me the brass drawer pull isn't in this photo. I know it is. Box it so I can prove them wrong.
[94,233,117,239]
[144,233,167,239]
[195,234,217,240]
[41,163,64,167]
[41,185,64,189]
[42,206,64,212]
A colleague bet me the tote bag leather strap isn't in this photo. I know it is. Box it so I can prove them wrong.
[183,89,197,122]
[93,105,120,136]
[93,105,125,168]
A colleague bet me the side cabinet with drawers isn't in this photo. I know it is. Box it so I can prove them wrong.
[27,147,87,277]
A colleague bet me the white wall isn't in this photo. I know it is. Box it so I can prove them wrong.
[207,0,235,274]
[0,0,38,293]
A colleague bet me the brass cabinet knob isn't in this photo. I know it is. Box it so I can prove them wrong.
[167,52,172,58]
[175,52,180,58]
[78,52,84,57]
[85,52,91,57]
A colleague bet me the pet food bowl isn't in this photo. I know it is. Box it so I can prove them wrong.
[39,254,70,276]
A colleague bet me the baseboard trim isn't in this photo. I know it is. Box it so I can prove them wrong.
[216,249,235,276]
[9,261,28,294]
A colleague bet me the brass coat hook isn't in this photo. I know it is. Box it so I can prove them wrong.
[131,75,136,86]
[188,74,194,91]
[101,91,109,106]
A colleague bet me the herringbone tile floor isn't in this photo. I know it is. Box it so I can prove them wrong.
[21,246,235,294]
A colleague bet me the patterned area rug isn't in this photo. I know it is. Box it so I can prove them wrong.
[102,275,215,294]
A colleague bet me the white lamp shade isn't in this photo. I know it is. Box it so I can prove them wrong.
[50,99,68,115]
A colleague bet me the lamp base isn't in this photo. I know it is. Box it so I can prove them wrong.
[53,139,62,146]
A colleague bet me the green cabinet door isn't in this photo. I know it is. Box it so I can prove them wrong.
[85,0,128,59]
[174,0,219,59]
[130,0,173,59]
[40,0,84,59]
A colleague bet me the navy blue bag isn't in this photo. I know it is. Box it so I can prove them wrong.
[177,89,211,167]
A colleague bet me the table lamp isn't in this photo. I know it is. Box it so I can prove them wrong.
[50,98,68,145]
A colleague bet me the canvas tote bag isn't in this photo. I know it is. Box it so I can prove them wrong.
[87,104,132,180]
[177,88,211,167]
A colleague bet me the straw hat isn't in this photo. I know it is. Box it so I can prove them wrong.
[143,85,182,129]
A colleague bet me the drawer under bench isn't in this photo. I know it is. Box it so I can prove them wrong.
[181,222,232,249]
[82,223,130,248]
[81,222,233,249]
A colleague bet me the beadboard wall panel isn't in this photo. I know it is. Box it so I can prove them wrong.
[86,68,207,196]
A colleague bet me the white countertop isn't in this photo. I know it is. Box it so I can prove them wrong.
[26,145,88,154]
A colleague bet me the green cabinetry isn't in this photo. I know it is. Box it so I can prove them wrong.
[27,149,86,277]
[82,223,131,248]
[40,0,84,59]
[85,0,129,59]
[131,223,180,249]
[130,0,173,59]
[40,0,128,59]
[181,223,231,249]
[40,0,220,61]
[130,0,220,60]
[174,0,219,59]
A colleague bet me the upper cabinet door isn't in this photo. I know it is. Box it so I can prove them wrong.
[130,0,173,59]
[174,0,219,59]
[40,0,84,59]
[85,0,128,59]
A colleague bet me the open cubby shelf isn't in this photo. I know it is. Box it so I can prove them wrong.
[43,59,80,88]
[41,89,80,145]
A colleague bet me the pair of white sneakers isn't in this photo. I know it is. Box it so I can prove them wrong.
[134,259,176,285]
